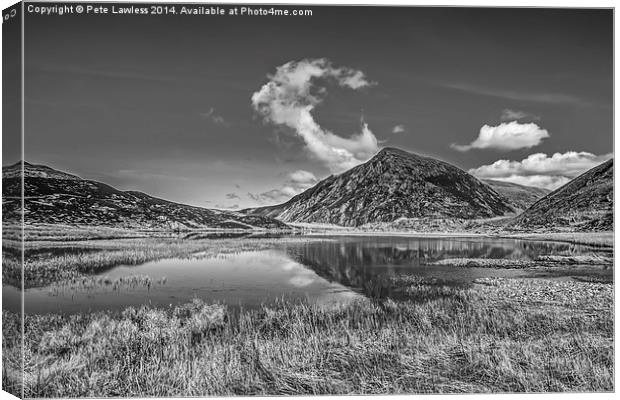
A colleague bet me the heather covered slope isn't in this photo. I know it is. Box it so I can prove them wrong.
[482,179,550,211]
[244,147,514,227]
[511,159,613,231]
[2,162,288,230]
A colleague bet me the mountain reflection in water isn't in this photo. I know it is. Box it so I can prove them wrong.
[279,236,588,298]
[11,235,600,314]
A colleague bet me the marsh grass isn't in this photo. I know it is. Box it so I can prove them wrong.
[9,232,330,287]
[2,310,23,398]
[3,277,613,397]
[3,226,613,396]
[4,224,158,242]
[535,254,614,265]
[501,232,614,248]
[430,254,613,269]
[47,274,161,296]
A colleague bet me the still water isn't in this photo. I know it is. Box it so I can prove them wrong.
[5,235,610,314]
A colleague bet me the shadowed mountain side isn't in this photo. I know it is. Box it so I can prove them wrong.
[244,147,515,227]
[2,162,289,230]
[510,159,613,231]
[482,179,550,211]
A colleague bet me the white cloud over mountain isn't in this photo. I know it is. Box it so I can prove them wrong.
[470,151,612,189]
[451,121,549,152]
[288,170,318,185]
[248,169,319,205]
[252,58,378,173]
[392,124,405,134]
[486,175,571,189]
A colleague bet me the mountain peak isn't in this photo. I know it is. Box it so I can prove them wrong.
[3,160,29,168]
[245,146,514,226]
[2,161,82,180]
[378,146,402,154]
[512,158,613,231]
[376,147,417,158]
[2,161,289,230]
[371,147,441,166]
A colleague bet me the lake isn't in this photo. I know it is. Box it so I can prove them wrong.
[4,235,611,314]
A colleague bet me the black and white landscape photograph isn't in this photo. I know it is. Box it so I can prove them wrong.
[1,3,614,397]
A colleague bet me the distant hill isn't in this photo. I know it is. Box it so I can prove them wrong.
[243,147,514,227]
[511,159,613,231]
[2,161,289,230]
[482,179,549,211]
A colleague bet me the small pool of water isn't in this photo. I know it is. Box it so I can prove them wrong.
[4,235,611,314]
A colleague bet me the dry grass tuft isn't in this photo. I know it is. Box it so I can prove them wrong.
[3,276,613,397]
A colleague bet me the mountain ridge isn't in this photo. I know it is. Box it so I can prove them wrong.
[244,147,515,226]
[5,151,608,232]
[481,179,550,211]
[511,158,613,231]
[2,162,289,230]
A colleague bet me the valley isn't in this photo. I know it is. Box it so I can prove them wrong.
[2,148,614,396]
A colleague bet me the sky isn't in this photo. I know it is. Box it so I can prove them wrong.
[7,6,613,209]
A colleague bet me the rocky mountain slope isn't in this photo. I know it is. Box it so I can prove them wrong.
[511,159,613,231]
[244,147,514,227]
[2,162,288,230]
[482,179,549,211]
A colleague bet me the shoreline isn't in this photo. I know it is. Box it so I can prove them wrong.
[5,275,613,396]
[300,229,613,247]
[304,230,493,238]
[13,223,614,248]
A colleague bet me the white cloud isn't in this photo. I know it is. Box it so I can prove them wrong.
[451,121,549,152]
[470,151,612,189]
[488,175,571,190]
[289,170,317,185]
[500,109,539,122]
[248,169,319,205]
[392,124,405,134]
[251,189,290,204]
[214,203,239,210]
[251,58,378,173]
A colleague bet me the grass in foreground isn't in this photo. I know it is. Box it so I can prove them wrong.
[3,277,613,397]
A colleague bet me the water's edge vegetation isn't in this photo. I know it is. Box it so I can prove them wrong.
[1,225,614,396]
[3,276,613,396]
[4,224,613,289]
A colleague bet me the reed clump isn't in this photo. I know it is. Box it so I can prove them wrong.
[3,276,613,397]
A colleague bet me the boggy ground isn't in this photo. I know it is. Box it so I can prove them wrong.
[2,274,613,397]
[2,225,614,396]
[3,225,321,288]
[5,224,613,287]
